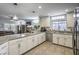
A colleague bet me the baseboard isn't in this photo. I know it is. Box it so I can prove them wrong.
[52,43,73,49]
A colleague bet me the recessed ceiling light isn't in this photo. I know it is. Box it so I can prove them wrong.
[65,9,69,12]
[38,6,42,9]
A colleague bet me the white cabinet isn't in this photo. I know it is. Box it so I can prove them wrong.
[19,37,30,54]
[65,35,72,47]
[0,42,8,55]
[33,35,39,47]
[53,34,59,44]
[59,35,65,45]
[8,39,19,55]
[38,33,46,44]
[8,32,46,55]
[26,36,34,50]
[53,33,72,48]
[41,33,46,42]
[67,12,74,27]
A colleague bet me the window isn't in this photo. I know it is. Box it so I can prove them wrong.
[51,15,67,31]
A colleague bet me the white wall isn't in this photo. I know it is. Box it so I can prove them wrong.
[39,16,50,27]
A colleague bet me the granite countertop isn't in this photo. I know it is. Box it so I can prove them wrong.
[0,32,44,45]
[46,31,73,35]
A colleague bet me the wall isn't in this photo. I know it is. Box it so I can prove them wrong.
[39,16,50,27]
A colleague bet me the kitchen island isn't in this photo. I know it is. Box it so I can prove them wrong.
[0,32,46,55]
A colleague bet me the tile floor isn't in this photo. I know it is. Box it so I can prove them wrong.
[25,41,73,55]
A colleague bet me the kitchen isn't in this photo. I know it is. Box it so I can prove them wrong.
[0,3,79,55]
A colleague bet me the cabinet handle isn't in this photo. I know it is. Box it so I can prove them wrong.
[18,44,20,48]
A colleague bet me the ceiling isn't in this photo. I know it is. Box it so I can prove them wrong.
[0,3,79,20]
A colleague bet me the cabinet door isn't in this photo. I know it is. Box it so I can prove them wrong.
[19,37,29,54]
[36,35,40,45]
[33,35,39,46]
[65,35,72,47]
[39,34,43,43]
[53,34,59,44]
[42,33,46,42]
[37,34,42,44]
[27,36,34,49]
[59,35,65,45]
[0,42,8,55]
[8,40,19,55]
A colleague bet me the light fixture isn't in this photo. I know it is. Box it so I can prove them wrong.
[13,15,18,20]
[65,9,69,12]
[38,6,42,9]
[33,19,39,24]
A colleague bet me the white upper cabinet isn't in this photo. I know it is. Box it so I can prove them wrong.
[67,12,74,28]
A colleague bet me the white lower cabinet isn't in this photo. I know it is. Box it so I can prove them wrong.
[8,39,19,55]
[65,35,72,47]
[53,33,72,48]
[41,33,46,42]
[53,34,59,44]
[59,35,65,45]
[27,36,34,50]
[0,42,8,55]
[8,32,46,55]
[33,35,39,47]
[19,37,30,54]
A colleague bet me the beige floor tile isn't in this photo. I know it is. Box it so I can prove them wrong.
[25,41,73,55]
